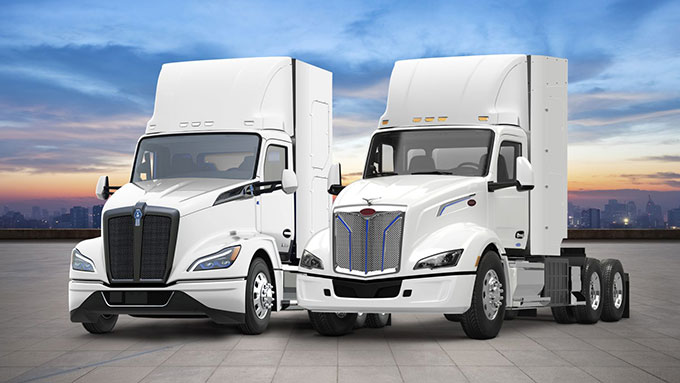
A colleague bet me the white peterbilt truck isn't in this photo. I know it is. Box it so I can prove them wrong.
[298,55,630,339]
[69,57,334,334]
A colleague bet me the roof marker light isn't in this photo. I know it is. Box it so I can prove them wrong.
[424,117,434,122]
[478,116,489,122]
[382,119,389,125]
[413,117,422,123]
[438,116,448,122]
[179,122,189,128]
[204,121,214,127]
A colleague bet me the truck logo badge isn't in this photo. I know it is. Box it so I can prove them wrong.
[133,209,143,227]
[362,197,381,206]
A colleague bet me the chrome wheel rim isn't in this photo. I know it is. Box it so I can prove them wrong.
[482,269,503,320]
[612,272,623,309]
[589,272,601,310]
[253,272,274,319]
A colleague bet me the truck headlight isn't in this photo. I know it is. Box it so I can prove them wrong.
[414,249,463,270]
[189,246,241,271]
[71,249,95,272]
[300,250,323,270]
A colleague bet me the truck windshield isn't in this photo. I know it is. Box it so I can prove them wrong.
[132,133,260,181]
[364,129,494,178]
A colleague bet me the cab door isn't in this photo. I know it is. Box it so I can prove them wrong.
[259,141,295,257]
[490,138,529,252]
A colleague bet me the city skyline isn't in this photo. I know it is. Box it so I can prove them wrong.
[1,1,679,203]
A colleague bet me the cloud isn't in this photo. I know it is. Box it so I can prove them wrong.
[639,155,680,162]
[618,172,680,190]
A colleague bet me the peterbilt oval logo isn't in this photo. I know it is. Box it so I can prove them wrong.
[133,209,143,226]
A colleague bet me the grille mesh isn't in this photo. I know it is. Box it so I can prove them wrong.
[334,211,404,274]
[108,216,134,280]
[140,215,172,280]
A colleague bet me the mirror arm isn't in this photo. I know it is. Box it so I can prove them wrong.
[487,180,534,192]
[252,180,282,196]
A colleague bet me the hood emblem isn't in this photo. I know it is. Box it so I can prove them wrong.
[362,197,381,206]
[133,208,143,227]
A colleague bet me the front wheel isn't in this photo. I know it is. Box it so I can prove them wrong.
[238,258,274,335]
[82,314,118,334]
[365,313,390,328]
[308,311,357,336]
[460,251,505,339]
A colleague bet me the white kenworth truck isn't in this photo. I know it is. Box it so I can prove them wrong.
[298,55,630,339]
[69,57,333,335]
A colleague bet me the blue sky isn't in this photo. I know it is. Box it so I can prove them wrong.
[0,0,679,205]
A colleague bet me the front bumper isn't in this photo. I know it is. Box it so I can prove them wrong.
[297,273,476,314]
[69,279,246,324]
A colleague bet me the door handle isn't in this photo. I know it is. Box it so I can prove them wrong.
[282,229,292,238]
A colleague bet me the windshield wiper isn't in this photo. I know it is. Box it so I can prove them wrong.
[368,171,398,178]
[410,171,453,175]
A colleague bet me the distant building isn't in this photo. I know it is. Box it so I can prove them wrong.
[580,208,601,229]
[31,206,41,220]
[92,205,104,229]
[644,195,664,229]
[669,206,680,229]
[41,209,49,220]
[53,213,72,228]
[603,199,628,228]
[70,206,89,228]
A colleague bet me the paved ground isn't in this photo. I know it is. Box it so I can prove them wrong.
[0,240,679,383]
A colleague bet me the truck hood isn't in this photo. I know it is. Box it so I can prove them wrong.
[104,178,250,216]
[334,175,485,209]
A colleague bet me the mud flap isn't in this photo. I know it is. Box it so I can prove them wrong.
[623,272,630,318]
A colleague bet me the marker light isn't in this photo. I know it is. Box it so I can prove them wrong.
[300,251,324,270]
[478,116,489,121]
[424,117,434,122]
[190,246,241,271]
[414,249,463,270]
[413,117,422,122]
[438,116,448,122]
[382,119,389,125]
[71,249,95,272]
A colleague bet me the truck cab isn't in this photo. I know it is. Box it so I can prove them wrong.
[298,55,629,339]
[69,57,333,335]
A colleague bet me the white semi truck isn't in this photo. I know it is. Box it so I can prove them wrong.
[69,57,333,335]
[298,55,630,339]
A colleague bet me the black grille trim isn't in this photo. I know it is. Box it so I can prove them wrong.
[103,204,179,285]
[332,278,402,298]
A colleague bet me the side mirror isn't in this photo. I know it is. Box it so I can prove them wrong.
[96,175,110,200]
[516,157,535,191]
[281,169,298,194]
[327,163,344,195]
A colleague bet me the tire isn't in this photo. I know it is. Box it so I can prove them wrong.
[600,259,626,322]
[308,311,357,336]
[365,313,390,328]
[444,314,462,322]
[460,250,506,339]
[575,258,603,324]
[551,306,577,324]
[238,258,274,335]
[82,314,118,334]
[354,313,367,329]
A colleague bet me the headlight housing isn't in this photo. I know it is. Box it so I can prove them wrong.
[414,249,463,270]
[189,246,241,271]
[300,250,323,270]
[71,249,95,272]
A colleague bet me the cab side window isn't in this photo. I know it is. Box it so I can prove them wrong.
[263,145,288,182]
[497,142,521,183]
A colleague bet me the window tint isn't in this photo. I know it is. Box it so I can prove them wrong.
[497,142,521,182]
[264,145,287,182]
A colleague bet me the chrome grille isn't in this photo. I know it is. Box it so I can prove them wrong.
[333,210,404,275]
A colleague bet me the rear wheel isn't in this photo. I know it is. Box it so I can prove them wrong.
[239,258,274,335]
[575,258,603,324]
[308,311,357,336]
[601,259,626,322]
[354,313,367,329]
[82,314,118,334]
[366,313,390,328]
[460,251,505,339]
[551,306,577,324]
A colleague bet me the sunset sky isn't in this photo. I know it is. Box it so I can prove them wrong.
[1,0,679,212]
